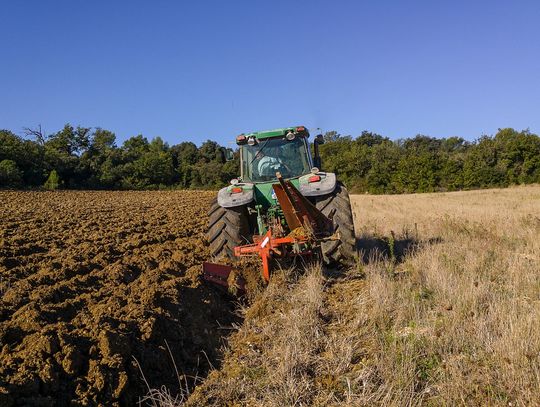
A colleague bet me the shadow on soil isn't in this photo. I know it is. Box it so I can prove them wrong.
[134,284,244,402]
[0,282,244,407]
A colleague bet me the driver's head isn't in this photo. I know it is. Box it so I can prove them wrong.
[266,146,279,157]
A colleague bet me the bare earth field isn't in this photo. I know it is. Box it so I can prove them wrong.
[1,186,539,406]
[0,191,239,406]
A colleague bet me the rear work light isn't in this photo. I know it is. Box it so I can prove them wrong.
[308,175,321,183]
[231,186,243,194]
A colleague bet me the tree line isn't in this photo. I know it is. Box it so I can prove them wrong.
[0,125,237,190]
[1,125,539,193]
[319,128,540,193]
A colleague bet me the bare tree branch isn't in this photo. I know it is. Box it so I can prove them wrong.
[23,125,45,145]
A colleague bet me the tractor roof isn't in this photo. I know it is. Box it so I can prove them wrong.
[244,126,309,140]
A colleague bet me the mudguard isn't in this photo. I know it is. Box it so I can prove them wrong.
[298,172,337,197]
[217,183,255,208]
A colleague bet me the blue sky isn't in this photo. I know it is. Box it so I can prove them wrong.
[1,1,539,146]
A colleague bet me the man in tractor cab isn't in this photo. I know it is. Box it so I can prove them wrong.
[256,146,291,178]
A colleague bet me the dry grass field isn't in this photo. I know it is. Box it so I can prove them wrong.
[189,185,540,406]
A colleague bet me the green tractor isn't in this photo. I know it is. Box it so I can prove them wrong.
[205,126,356,284]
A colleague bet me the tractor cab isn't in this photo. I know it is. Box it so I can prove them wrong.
[236,126,313,182]
[218,126,333,210]
[230,126,330,208]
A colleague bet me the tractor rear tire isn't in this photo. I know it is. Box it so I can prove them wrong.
[207,198,251,259]
[315,182,357,267]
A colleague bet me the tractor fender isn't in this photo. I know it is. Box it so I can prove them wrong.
[217,183,255,208]
[298,172,337,197]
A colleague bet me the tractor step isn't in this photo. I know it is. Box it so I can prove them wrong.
[202,262,246,295]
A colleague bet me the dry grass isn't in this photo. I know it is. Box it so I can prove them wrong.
[172,185,540,406]
[346,184,540,406]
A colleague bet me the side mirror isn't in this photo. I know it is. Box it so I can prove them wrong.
[315,134,325,145]
[221,147,235,161]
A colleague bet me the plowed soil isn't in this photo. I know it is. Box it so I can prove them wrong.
[0,191,239,406]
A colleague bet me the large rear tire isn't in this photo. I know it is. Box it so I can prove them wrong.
[315,182,357,266]
[207,198,251,259]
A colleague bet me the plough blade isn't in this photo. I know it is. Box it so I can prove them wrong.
[202,262,246,295]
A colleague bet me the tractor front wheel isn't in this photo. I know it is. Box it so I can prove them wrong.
[207,198,251,259]
[315,182,357,267]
